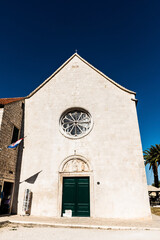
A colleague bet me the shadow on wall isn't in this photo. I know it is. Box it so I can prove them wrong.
[12,103,25,215]
[11,103,42,214]
[20,170,42,184]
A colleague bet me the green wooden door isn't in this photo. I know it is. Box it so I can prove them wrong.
[62,177,90,217]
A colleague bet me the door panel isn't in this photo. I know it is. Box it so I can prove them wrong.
[62,178,76,216]
[62,177,90,217]
[77,178,90,216]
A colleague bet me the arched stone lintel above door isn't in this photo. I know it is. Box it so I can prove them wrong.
[59,155,92,173]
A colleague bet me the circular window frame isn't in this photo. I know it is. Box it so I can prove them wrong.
[59,108,93,139]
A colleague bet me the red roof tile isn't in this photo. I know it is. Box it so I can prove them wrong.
[0,97,24,105]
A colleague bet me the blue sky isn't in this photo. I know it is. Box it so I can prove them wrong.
[0,0,160,184]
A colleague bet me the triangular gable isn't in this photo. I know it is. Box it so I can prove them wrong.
[27,53,136,98]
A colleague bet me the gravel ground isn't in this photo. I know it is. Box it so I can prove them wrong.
[0,226,160,240]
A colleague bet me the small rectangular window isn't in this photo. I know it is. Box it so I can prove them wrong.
[11,126,19,143]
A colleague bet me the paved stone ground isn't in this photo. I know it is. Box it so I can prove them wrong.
[0,226,160,240]
[0,214,160,230]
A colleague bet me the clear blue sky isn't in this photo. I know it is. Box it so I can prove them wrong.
[0,0,160,185]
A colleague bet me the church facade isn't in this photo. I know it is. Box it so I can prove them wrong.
[1,54,151,219]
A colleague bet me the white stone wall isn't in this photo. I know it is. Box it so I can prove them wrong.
[0,108,4,129]
[18,55,151,219]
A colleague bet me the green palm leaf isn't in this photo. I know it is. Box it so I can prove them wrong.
[144,144,160,188]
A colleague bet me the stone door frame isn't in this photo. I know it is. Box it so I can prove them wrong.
[58,155,94,217]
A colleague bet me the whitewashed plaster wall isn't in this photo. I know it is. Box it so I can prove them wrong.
[18,55,151,219]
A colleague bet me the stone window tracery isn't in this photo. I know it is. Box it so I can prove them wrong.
[60,109,92,139]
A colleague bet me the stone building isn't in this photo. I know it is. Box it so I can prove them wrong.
[0,98,24,214]
[0,53,151,219]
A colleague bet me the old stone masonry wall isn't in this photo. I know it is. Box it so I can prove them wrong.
[0,100,24,185]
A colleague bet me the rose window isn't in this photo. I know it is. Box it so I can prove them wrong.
[60,109,92,138]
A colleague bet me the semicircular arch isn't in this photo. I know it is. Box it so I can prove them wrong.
[59,155,92,173]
